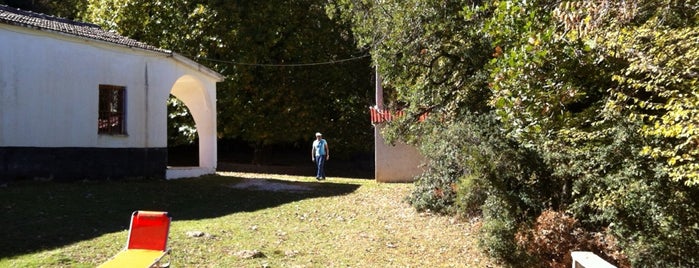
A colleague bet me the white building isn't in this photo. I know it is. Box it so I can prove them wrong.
[0,5,224,181]
[371,71,424,183]
[371,120,424,183]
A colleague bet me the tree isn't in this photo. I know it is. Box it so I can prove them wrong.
[603,14,699,187]
[479,1,699,265]
[332,0,699,266]
[82,0,374,162]
[1,0,87,19]
[216,0,372,162]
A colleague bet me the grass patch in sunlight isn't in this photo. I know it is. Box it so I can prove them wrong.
[0,173,499,267]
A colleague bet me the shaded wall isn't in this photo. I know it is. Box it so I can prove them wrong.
[374,125,424,183]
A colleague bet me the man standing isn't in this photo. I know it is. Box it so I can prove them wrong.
[311,132,329,180]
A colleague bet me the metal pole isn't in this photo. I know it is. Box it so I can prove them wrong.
[375,66,384,110]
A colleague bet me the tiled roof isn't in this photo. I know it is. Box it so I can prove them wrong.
[0,4,170,54]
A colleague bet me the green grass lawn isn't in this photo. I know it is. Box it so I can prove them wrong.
[0,172,500,267]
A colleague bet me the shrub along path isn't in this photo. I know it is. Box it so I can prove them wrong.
[0,172,500,267]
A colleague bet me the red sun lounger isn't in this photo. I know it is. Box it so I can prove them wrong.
[99,211,172,268]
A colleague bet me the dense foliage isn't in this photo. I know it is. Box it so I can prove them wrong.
[0,0,86,19]
[81,0,374,160]
[331,0,698,266]
[9,0,698,265]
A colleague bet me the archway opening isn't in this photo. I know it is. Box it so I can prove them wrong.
[165,74,217,179]
[167,95,199,167]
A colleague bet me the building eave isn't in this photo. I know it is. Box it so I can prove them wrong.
[171,53,226,82]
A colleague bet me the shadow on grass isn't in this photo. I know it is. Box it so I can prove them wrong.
[217,161,373,179]
[0,174,360,258]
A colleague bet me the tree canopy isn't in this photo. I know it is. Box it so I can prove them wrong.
[8,0,698,265]
[0,0,85,19]
[81,0,374,160]
[331,0,698,266]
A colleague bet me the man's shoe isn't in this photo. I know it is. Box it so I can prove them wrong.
[316,177,321,180]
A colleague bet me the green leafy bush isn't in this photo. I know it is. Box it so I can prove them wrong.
[479,194,521,264]
[332,0,699,267]
[553,120,699,267]
[410,112,558,264]
[454,172,487,217]
[406,118,470,214]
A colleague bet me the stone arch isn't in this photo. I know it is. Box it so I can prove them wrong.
[167,74,217,178]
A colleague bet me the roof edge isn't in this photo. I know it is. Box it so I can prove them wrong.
[171,53,226,82]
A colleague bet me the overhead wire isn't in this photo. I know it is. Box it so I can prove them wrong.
[195,54,371,67]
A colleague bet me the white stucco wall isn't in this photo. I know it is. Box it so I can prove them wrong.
[169,71,218,169]
[0,23,220,170]
[374,124,424,183]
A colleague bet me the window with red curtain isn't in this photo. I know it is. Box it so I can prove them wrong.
[98,85,126,135]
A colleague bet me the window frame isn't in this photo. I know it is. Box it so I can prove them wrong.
[98,84,127,135]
